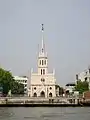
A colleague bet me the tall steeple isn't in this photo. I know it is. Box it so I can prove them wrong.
[39,24,47,57]
[41,24,45,54]
[38,24,48,75]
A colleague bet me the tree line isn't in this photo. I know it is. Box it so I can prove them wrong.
[75,80,89,94]
[0,68,24,96]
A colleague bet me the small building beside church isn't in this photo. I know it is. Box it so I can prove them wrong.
[14,76,28,94]
[28,24,56,98]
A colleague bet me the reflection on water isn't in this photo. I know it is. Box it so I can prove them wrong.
[0,107,90,120]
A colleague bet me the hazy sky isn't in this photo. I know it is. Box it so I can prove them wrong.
[0,0,90,86]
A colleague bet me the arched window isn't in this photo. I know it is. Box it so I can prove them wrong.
[43,69,45,75]
[40,60,41,65]
[42,60,44,65]
[49,93,52,97]
[41,69,42,75]
[33,93,37,97]
[40,91,45,97]
[45,60,46,65]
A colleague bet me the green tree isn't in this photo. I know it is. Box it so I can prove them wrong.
[11,82,24,94]
[75,80,89,94]
[18,83,24,94]
[0,68,14,95]
[0,67,24,96]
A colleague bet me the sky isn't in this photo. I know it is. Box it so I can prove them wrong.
[0,0,90,86]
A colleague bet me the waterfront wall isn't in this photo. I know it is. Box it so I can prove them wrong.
[0,97,78,105]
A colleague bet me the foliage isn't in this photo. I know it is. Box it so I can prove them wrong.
[0,68,14,95]
[11,82,24,94]
[0,67,24,95]
[75,80,89,94]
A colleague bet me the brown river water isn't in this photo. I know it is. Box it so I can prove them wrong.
[0,107,90,120]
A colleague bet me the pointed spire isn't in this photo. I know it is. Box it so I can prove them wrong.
[31,68,33,73]
[53,68,55,75]
[42,23,44,31]
[39,24,47,57]
[41,24,44,53]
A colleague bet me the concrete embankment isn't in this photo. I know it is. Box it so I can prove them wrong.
[0,103,81,107]
[0,97,89,107]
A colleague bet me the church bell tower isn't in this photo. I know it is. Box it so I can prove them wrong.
[38,24,48,75]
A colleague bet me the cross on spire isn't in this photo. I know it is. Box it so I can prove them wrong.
[41,24,44,53]
[42,24,44,31]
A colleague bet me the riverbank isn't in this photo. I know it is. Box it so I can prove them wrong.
[0,97,90,107]
[0,103,82,107]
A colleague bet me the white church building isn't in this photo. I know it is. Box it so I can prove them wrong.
[28,24,56,98]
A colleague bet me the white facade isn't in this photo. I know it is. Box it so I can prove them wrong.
[14,76,28,94]
[76,67,90,89]
[65,83,75,93]
[29,24,56,98]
